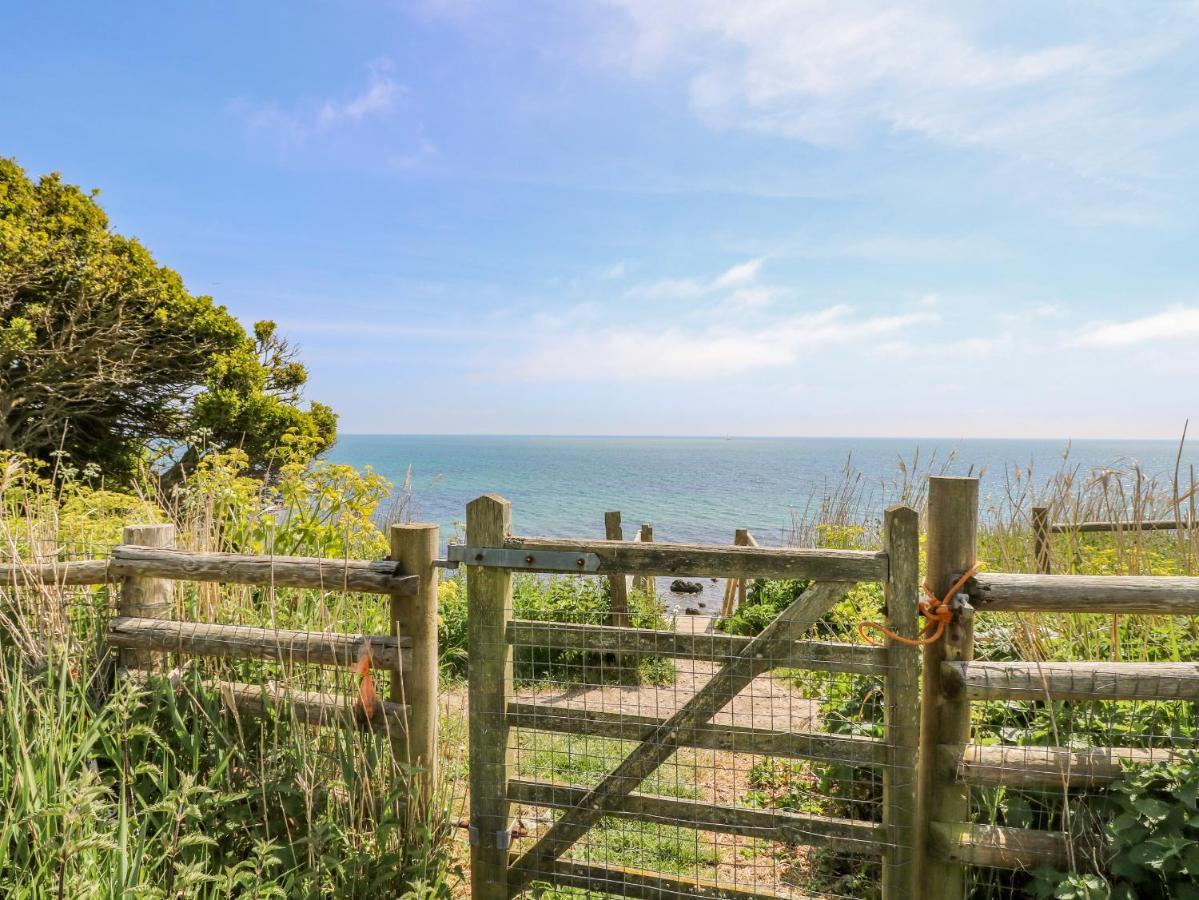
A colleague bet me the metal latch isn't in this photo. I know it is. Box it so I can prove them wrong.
[468,823,515,851]
[443,545,601,574]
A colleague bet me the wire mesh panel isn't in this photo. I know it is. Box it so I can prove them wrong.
[461,494,914,900]
[959,610,1199,900]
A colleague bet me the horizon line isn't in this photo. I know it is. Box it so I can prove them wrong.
[334,432,1192,443]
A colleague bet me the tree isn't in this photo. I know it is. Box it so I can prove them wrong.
[0,158,335,485]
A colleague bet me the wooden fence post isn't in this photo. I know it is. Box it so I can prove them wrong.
[882,505,920,900]
[467,495,514,900]
[391,523,439,807]
[632,523,654,598]
[119,523,175,671]
[919,477,979,900]
[604,511,630,627]
[1032,506,1051,574]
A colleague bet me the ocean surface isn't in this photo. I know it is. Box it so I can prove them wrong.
[327,435,1198,547]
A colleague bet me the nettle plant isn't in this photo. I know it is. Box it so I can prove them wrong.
[1030,753,1199,900]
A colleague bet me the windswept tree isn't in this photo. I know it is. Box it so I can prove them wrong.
[0,158,335,485]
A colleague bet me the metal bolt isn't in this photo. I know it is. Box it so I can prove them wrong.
[474,553,484,562]
[525,555,535,565]
[576,558,586,567]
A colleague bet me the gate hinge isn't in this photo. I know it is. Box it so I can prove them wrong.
[443,544,601,574]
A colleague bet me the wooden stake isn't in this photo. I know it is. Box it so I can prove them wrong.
[467,496,514,900]
[919,477,979,900]
[119,524,175,671]
[1032,506,1051,574]
[882,505,920,900]
[605,511,630,627]
[391,523,440,806]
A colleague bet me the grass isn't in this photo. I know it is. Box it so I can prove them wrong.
[7,438,1199,897]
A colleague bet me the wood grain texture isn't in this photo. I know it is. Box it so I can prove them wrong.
[1050,519,1194,533]
[882,505,920,900]
[507,779,884,850]
[538,859,784,900]
[969,572,1199,614]
[928,822,1072,871]
[0,559,112,587]
[503,535,887,581]
[507,581,851,893]
[505,702,886,765]
[109,546,418,595]
[943,660,1199,702]
[219,679,409,733]
[107,617,409,669]
[390,523,439,803]
[504,620,887,673]
[466,495,514,900]
[604,512,630,628]
[119,525,175,670]
[946,743,1179,788]
[919,476,978,900]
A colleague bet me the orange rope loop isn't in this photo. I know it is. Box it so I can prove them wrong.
[857,562,981,647]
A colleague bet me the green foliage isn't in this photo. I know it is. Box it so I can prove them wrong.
[437,571,674,684]
[0,158,335,485]
[716,578,810,636]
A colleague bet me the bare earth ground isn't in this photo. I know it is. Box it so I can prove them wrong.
[441,616,827,897]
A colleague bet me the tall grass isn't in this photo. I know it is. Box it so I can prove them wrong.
[0,451,458,898]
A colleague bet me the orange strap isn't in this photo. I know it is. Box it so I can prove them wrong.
[354,644,378,718]
[858,563,981,647]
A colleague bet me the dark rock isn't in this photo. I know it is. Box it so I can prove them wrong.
[670,579,703,594]
[684,607,700,615]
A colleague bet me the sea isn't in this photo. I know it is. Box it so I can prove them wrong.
[326,434,1198,611]
[327,435,1198,547]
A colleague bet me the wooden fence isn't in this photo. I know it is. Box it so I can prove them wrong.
[0,522,441,803]
[6,484,1199,898]
[1031,504,1197,573]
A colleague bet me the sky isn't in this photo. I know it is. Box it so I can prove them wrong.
[4,1,1199,439]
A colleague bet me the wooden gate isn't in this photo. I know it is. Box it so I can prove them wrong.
[463,494,921,900]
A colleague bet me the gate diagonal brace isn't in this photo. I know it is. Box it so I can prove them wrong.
[505,579,853,896]
[443,545,602,574]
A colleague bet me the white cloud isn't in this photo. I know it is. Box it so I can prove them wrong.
[1072,306,1199,348]
[628,257,767,300]
[599,1,1196,177]
[317,72,401,129]
[510,304,937,381]
[237,61,405,141]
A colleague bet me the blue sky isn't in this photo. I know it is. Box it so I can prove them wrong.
[4,1,1199,438]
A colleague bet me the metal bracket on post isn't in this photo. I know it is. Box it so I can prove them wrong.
[468,823,515,851]
[443,544,602,574]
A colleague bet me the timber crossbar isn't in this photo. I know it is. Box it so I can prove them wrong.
[1,546,419,595]
[501,534,888,581]
[108,617,410,671]
[505,620,888,674]
[968,572,1199,613]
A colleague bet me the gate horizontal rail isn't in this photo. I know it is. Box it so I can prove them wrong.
[505,619,888,674]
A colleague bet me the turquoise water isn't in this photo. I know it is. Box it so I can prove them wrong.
[327,435,1198,546]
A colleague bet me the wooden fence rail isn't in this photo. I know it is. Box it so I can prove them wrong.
[1,523,439,806]
[1031,504,1197,573]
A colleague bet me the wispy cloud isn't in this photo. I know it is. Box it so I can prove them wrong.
[235,60,415,146]
[599,2,1197,179]
[628,257,767,301]
[1072,306,1199,347]
[510,304,937,381]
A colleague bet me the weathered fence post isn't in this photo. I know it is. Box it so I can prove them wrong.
[882,505,920,900]
[632,523,654,598]
[119,523,175,670]
[919,477,979,900]
[391,523,440,806]
[467,495,513,900]
[1032,506,1051,574]
[604,511,630,627]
